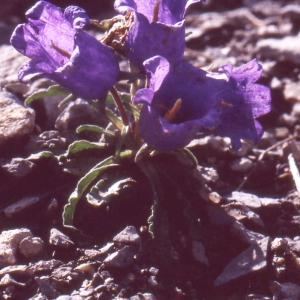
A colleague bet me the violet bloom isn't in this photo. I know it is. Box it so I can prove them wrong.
[11,1,119,100]
[133,56,271,151]
[114,0,202,70]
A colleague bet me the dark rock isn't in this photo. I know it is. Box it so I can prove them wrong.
[1,158,35,178]
[113,226,141,245]
[49,229,74,249]
[103,246,134,268]
[214,236,270,286]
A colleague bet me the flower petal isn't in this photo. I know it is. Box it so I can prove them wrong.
[139,104,219,151]
[11,24,59,73]
[64,5,90,28]
[124,12,185,70]
[135,56,271,151]
[11,1,120,100]
[144,56,170,92]
[18,60,43,82]
[115,0,202,24]
[52,30,119,100]
[114,0,203,69]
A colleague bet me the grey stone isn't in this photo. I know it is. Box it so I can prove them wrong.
[28,293,49,300]
[0,273,25,287]
[214,236,270,286]
[186,8,263,42]
[29,259,63,274]
[0,45,28,86]
[49,228,74,249]
[272,127,289,140]
[4,196,40,218]
[0,228,33,267]
[269,281,300,300]
[148,275,158,287]
[278,113,299,127]
[272,255,286,278]
[0,91,35,146]
[130,293,157,300]
[258,130,277,149]
[230,157,254,173]
[149,267,159,275]
[284,81,300,102]
[113,226,141,245]
[282,4,300,21]
[55,98,103,131]
[196,165,219,183]
[228,191,262,209]
[0,265,33,277]
[285,238,300,254]
[84,242,114,259]
[208,191,222,204]
[51,265,76,280]
[291,102,300,118]
[74,262,97,275]
[25,130,67,153]
[260,197,281,208]
[56,296,84,300]
[256,36,300,64]
[34,276,59,299]
[104,246,134,268]
[230,221,265,244]
[270,77,282,89]
[270,238,289,253]
[1,158,35,178]
[19,236,44,260]
[223,203,264,227]
[192,241,209,265]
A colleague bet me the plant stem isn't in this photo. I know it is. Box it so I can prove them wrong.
[109,86,129,126]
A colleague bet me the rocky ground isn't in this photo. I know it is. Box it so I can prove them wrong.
[1,0,300,299]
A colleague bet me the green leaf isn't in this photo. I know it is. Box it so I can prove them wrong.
[114,126,128,159]
[123,102,140,119]
[27,151,54,160]
[61,157,105,176]
[58,93,74,108]
[25,85,69,106]
[105,108,123,131]
[64,140,107,157]
[63,163,118,228]
[63,149,132,229]
[175,148,198,168]
[76,124,116,137]
[87,177,136,207]
[106,92,131,105]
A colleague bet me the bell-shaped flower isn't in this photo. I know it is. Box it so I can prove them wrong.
[114,0,202,70]
[11,0,119,100]
[133,56,271,151]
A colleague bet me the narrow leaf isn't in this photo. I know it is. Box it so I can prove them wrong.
[63,150,132,229]
[123,102,140,118]
[25,85,69,106]
[58,93,74,108]
[63,164,118,228]
[114,126,128,159]
[64,140,106,157]
[106,92,131,105]
[105,108,123,131]
[76,124,116,137]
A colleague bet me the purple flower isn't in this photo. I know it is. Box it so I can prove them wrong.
[10,1,119,100]
[114,0,202,70]
[133,56,271,151]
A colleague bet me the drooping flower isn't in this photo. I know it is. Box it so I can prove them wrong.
[10,1,119,100]
[133,56,271,151]
[114,0,203,70]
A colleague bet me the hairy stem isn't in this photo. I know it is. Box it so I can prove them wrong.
[109,86,129,126]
